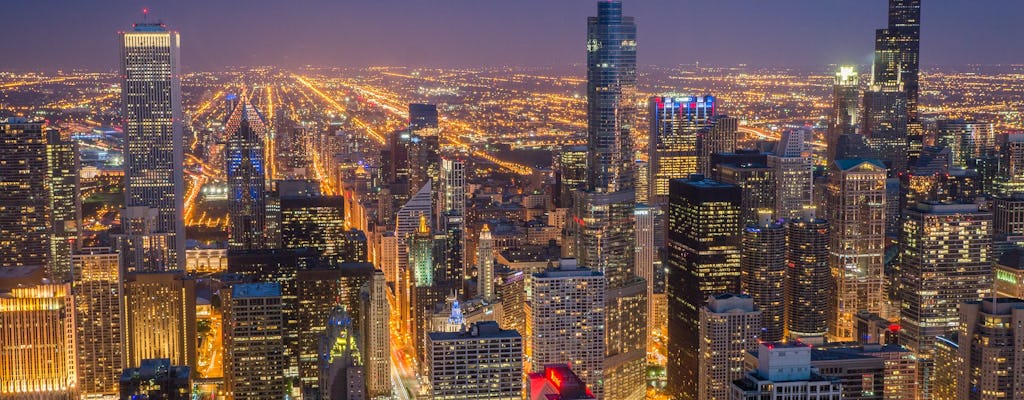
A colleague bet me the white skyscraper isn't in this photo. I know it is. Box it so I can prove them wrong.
[769,128,813,220]
[477,224,495,301]
[698,294,761,400]
[119,20,185,270]
[527,259,606,399]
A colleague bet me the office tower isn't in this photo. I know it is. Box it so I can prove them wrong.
[862,84,909,173]
[995,249,1024,299]
[784,217,831,341]
[769,129,814,220]
[475,224,495,301]
[937,119,997,168]
[280,191,349,258]
[634,203,657,355]
[998,133,1024,194]
[319,307,366,400]
[123,271,197,369]
[741,216,785,342]
[411,215,435,288]
[407,132,440,200]
[828,66,860,165]
[0,117,49,270]
[427,321,523,399]
[439,157,467,284]
[72,248,123,397]
[899,202,992,394]
[648,95,714,204]
[118,206,173,273]
[46,129,80,281]
[119,359,191,400]
[225,98,270,250]
[119,19,185,270]
[634,160,650,204]
[0,283,76,398]
[497,267,526,333]
[409,103,439,130]
[666,176,742,398]
[874,0,920,122]
[933,335,960,400]
[528,260,606,399]
[698,294,761,400]
[698,115,738,176]
[730,343,843,400]
[826,159,887,341]
[379,232,399,283]
[528,364,597,400]
[223,282,286,400]
[957,298,1024,400]
[361,270,391,398]
[718,162,776,226]
[555,144,588,208]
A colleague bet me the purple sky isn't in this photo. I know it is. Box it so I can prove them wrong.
[3,1,1022,71]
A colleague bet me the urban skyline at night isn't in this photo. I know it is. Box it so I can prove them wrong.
[3,1,1024,399]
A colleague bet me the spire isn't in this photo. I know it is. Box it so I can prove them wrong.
[418,214,429,235]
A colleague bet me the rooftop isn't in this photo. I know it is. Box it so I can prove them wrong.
[232,282,281,298]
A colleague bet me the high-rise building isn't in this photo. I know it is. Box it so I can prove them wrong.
[995,248,1024,299]
[827,159,887,341]
[123,271,197,369]
[528,364,597,400]
[225,98,270,250]
[862,84,909,173]
[119,359,191,400]
[280,192,350,260]
[427,321,523,399]
[730,343,843,400]
[828,66,860,165]
[698,294,761,400]
[648,95,714,205]
[0,283,76,399]
[72,247,123,397]
[527,259,606,399]
[936,119,997,168]
[899,202,992,395]
[223,282,287,400]
[0,118,49,271]
[409,103,439,131]
[666,176,742,399]
[46,129,80,281]
[718,162,776,226]
[361,269,391,398]
[741,216,786,342]
[634,204,657,356]
[119,20,185,270]
[784,217,831,341]
[874,0,920,122]
[769,129,814,220]
[698,115,738,176]
[478,224,496,301]
[439,157,467,284]
[956,298,1024,400]
[319,307,366,400]
[997,133,1024,195]
[497,267,526,333]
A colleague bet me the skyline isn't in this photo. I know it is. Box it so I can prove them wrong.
[2,1,1023,71]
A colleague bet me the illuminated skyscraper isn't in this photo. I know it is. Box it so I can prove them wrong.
[119,358,191,399]
[698,294,761,400]
[769,128,814,220]
[826,159,887,341]
[648,95,714,204]
[718,162,776,226]
[874,0,920,122]
[72,247,123,397]
[0,118,49,271]
[223,282,287,400]
[936,119,997,168]
[119,19,185,270]
[225,98,270,250]
[0,283,76,399]
[439,157,467,284]
[698,115,738,176]
[362,269,391,398]
[123,271,197,369]
[527,260,606,399]
[997,133,1024,195]
[554,144,588,208]
[409,103,439,131]
[956,298,1024,400]
[427,321,523,399]
[477,224,495,301]
[898,202,991,395]
[741,215,786,342]
[46,129,80,281]
[318,307,366,400]
[666,176,742,399]
[828,66,860,165]
[862,83,909,173]
[634,204,658,356]
[280,191,351,260]
[784,216,831,341]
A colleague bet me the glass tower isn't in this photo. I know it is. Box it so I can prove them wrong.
[225,99,270,250]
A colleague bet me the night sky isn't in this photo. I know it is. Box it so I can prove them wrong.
[3,1,1022,71]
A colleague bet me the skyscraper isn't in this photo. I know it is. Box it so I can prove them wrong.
[648,95,714,204]
[956,298,1024,400]
[730,343,844,400]
[225,98,270,250]
[698,115,738,176]
[0,118,49,271]
[717,162,776,226]
[280,190,351,260]
[862,84,909,173]
[72,247,123,397]
[784,216,831,341]
[634,204,658,356]
[936,119,997,168]
[46,129,80,281]
[828,66,860,165]
[527,260,606,399]
[119,359,191,400]
[439,157,467,284]
[477,224,496,301]
[318,307,366,400]
[898,202,992,395]
[361,269,391,398]
[666,176,742,399]
[123,271,197,369]
[582,3,646,397]
[741,215,786,342]
[0,283,76,399]
[874,0,920,122]
[769,129,814,220]
[826,159,887,341]
[223,282,287,400]
[119,19,185,270]
[427,321,523,399]
[698,294,761,400]
[409,103,439,131]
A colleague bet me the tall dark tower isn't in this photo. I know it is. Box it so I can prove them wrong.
[873,0,921,166]
[225,98,269,250]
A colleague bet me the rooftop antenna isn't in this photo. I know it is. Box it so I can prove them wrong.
[142,8,149,23]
